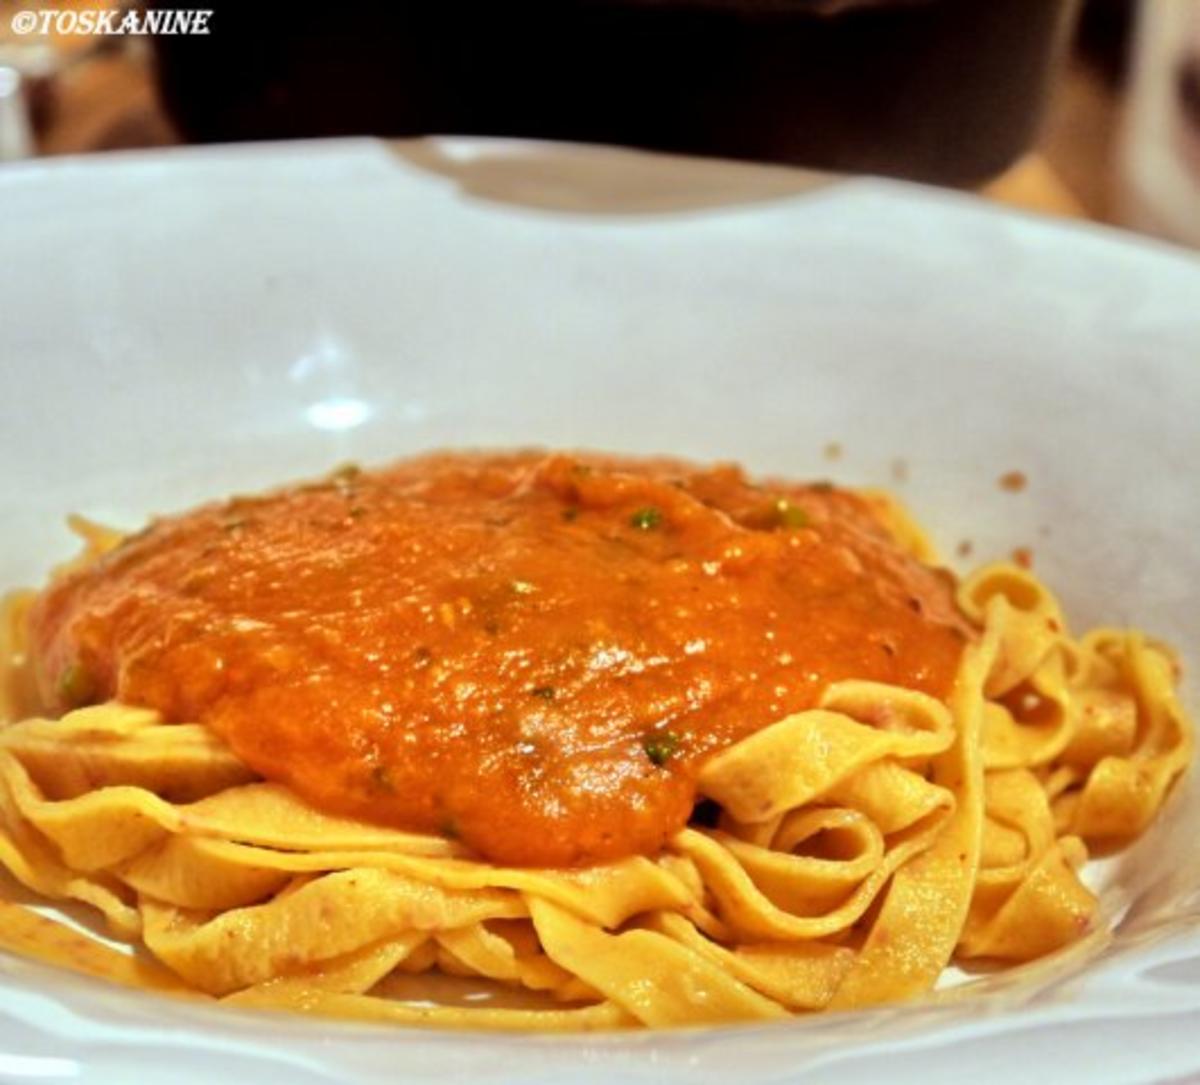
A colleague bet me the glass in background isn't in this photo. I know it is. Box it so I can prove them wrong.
[0,0,58,159]
[1118,0,1200,247]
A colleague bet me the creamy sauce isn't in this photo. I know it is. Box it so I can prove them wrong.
[29,451,971,866]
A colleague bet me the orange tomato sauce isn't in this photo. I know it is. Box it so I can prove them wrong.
[28,451,971,866]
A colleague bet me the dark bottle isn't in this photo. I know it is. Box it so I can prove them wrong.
[152,0,1080,186]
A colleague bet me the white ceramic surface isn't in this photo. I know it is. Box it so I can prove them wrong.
[0,138,1198,1084]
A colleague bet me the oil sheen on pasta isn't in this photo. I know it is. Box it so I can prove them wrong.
[28,451,972,867]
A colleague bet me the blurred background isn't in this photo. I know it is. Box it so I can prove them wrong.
[1,0,1198,247]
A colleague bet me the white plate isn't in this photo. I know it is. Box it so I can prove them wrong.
[0,138,1198,1084]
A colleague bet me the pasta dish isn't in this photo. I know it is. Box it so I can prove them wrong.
[0,450,1191,1028]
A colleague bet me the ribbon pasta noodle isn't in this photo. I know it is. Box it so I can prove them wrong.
[0,461,1192,1029]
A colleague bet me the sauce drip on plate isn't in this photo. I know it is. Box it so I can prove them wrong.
[29,452,971,866]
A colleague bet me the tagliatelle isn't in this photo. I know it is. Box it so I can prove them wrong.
[0,554,1192,1028]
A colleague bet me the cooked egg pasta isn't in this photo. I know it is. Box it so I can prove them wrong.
[0,560,1191,1029]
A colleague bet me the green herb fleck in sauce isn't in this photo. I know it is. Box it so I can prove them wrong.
[57,663,96,708]
[331,462,362,483]
[642,730,680,767]
[774,499,809,530]
[630,507,664,531]
[370,765,395,793]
